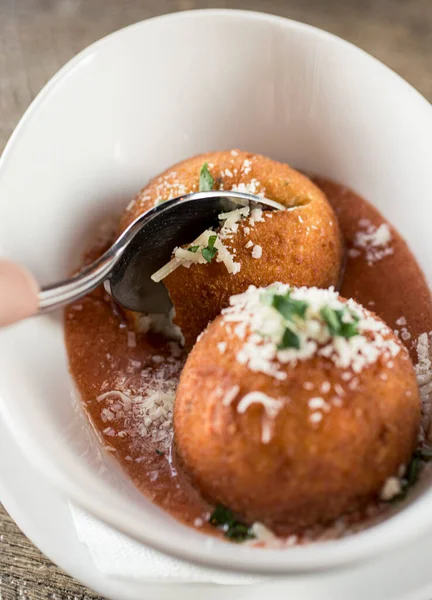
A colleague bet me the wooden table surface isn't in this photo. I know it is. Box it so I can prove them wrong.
[0,0,431,598]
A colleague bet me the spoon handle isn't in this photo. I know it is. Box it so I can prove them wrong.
[0,260,39,326]
[38,251,118,313]
[0,250,119,326]
[0,215,136,326]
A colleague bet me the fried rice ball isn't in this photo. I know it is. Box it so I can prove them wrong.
[173,285,420,533]
[119,151,343,348]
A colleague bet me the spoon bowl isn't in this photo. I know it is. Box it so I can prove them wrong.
[40,191,283,315]
[107,191,283,314]
[0,191,283,327]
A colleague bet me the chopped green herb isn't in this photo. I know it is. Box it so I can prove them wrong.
[406,453,422,487]
[202,247,218,262]
[155,449,164,456]
[340,315,360,339]
[199,162,215,192]
[260,291,306,350]
[320,307,359,339]
[272,293,308,322]
[209,504,234,526]
[225,522,252,541]
[207,235,217,249]
[209,504,255,543]
[278,327,301,350]
[188,245,200,253]
[201,235,218,263]
[400,446,432,492]
[320,306,340,334]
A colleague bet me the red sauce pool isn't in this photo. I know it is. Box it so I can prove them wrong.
[64,178,432,542]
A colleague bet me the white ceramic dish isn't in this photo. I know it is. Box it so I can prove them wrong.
[0,9,431,576]
[3,414,432,600]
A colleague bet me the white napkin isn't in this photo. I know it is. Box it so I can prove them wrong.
[69,503,263,584]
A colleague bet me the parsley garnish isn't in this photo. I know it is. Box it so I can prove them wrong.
[209,505,255,542]
[278,327,301,350]
[201,235,218,263]
[155,449,164,456]
[262,291,307,350]
[320,306,340,334]
[260,291,307,350]
[199,162,215,192]
[320,306,359,339]
[272,293,308,322]
[188,245,200,253]
[405,452,422,487]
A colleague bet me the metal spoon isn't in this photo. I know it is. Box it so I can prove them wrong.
[0,191,283,326]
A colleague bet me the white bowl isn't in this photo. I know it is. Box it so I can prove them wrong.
[0,9,431,575]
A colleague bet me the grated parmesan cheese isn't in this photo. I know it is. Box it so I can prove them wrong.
[137,309,183,343]
[231,180,264,197]
[241,159,252,175]
[221,284,403,384]
[151,196,280,283]
[380,476,402,501]
[236,391,284,443]
[251,244,262,259]
[249,207,265,225]
[151,228,241,282]
[222,385,240,406]
[308,397,326,409]
[320,381,331,394]
[217,341,227,354]
[236,391,283,416]
[309,412,323,424]
[352,221,393,265]
[218,207,250,234]
[95,344,183,451]
[250,522,276,541]
[334,383,345,397]
[142,171,196,207]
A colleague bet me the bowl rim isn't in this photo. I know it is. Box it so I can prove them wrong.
[1,8,432,575]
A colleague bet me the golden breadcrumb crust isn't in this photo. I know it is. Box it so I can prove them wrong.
[119,151,343,347]
[174,306,420,532]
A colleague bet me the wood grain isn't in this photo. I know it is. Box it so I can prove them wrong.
[0,0,431,598]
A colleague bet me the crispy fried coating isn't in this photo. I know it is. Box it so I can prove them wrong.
[119,151,343,347]
[174,305,420,532]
